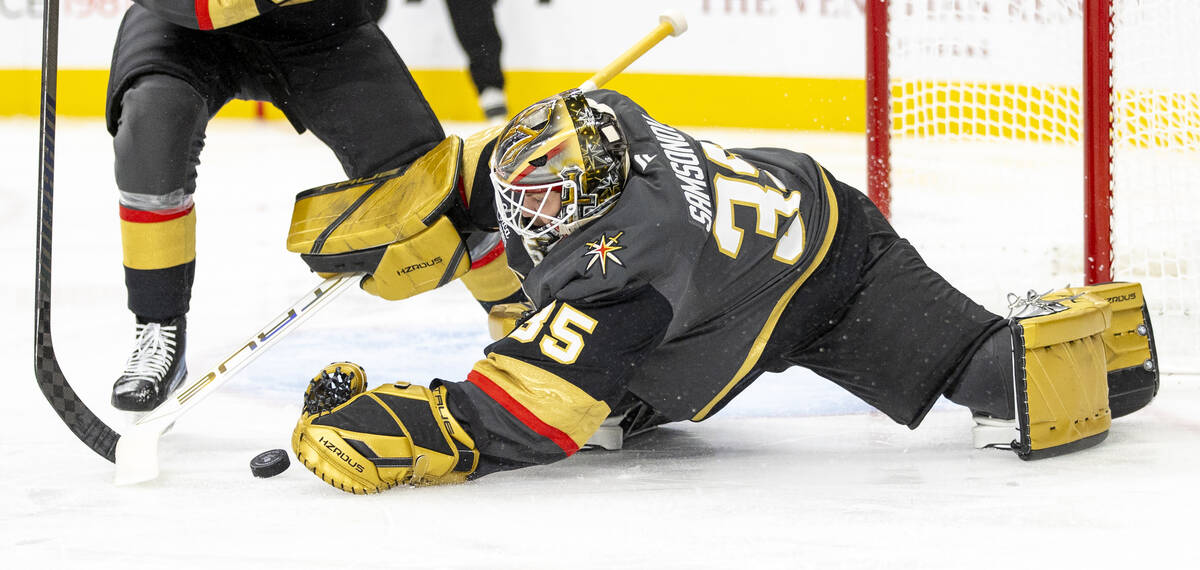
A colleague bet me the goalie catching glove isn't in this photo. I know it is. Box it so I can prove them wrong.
[292,362,479,494]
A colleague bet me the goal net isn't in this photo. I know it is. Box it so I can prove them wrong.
[867,0,1199,373]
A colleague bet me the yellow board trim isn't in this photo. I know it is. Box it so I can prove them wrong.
[8,68,1193,144]
[426,70,865,132]
[692,166,841,422]
[120,209,197,270]
[0,68,863,132]
[473,353,612,448]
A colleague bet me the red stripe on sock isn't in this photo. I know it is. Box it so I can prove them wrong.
[467,370,580,456]
[120,204,193,223]
[194,0,213,30]
[470,239,506,269]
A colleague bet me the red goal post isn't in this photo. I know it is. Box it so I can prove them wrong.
[1082,0,1113,286]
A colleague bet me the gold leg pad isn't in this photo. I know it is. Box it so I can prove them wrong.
[1055,282,1159,417]
[1055,282,1156,373]
[1014,291,1112,459]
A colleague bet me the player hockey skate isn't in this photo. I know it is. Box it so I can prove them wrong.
[479,87,508,125]
[111,315,187,412]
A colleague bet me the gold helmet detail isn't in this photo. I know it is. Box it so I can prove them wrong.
[489,89,627,241]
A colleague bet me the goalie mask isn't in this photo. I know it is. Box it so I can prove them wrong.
[490,89,628,242]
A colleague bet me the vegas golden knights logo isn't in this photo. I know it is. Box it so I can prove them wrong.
[497,124,539,168]
[582,232,625,276]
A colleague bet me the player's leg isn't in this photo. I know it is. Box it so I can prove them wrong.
[783,179,1145,458]
[776,184,1007,429]
[106,6,233,410]
[110,72,205,410]
[942,326,1016,420]
[445,0,507,122]
[269,20,444,178]
[271,20,522,310]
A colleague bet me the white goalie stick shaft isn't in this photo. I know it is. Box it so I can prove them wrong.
[138,273,359,427]
[113,273,360,484]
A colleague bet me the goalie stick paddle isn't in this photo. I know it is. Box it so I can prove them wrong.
[33,0,122,464]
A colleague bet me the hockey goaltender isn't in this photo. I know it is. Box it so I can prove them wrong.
[281,89,1159,494]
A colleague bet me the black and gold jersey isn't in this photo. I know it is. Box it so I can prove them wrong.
[132,0,368,36]
[444,90,847,472]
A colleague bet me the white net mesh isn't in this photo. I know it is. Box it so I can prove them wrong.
[885,0,1198,372]
[1109,0,1200,371]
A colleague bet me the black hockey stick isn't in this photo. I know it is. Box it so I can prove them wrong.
[33,0,121,463]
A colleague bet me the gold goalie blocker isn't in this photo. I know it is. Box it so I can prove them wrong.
[979,282,1159,459]
[285,128,519,304]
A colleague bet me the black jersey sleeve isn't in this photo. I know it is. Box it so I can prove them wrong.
[439,285,672,475]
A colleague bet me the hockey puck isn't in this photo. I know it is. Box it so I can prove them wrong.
[250,449,291,478]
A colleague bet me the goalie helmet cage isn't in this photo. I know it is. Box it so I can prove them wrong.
[866,0,1199,373]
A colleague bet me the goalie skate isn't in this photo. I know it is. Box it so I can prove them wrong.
[111,316,187,412]
[583,398,669,451]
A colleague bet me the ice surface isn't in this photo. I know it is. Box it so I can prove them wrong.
[2,119,1196,568]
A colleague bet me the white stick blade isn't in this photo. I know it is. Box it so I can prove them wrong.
[113,425,165,485]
